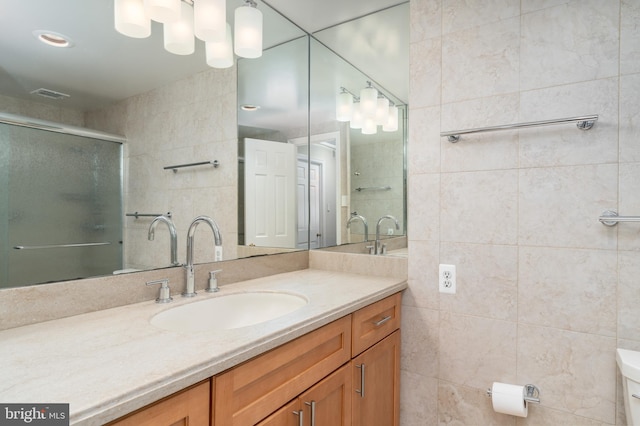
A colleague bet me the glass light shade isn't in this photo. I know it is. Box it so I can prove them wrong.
[375,97,389,125]
[383,105,399,132]
[362,117,378,135]
[144,0,180,23]
[206,24,233,68]
[336,92,353,122]
[234,5,263,58]
[350,103,363,129]
[164,2,194,55]
[360,86,378,119]
[115,0,151,38]
[194,0,226,42]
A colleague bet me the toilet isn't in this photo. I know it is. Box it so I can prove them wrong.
[617,348,640,425]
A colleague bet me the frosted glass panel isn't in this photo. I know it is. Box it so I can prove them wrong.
[0,123,122,288]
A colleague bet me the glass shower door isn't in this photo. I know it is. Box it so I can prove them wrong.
[0,123,123,288]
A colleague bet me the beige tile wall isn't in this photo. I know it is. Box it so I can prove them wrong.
[406,0,638,424]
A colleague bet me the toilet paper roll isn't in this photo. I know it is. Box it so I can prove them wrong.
[491,382,528,417]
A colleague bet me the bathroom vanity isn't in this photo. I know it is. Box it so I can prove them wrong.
[0,268,406,425]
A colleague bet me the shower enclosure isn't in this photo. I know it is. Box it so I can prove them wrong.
[0,116,123,288]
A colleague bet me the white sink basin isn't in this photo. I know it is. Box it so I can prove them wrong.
[150,291,308,332]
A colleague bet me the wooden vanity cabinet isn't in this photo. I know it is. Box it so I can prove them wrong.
[106,379,210,426]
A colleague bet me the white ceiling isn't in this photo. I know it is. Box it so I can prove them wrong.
[0,0,408,112]
[265,0,406,34]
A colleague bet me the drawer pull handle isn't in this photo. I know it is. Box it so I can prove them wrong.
[305,401,316,426]
[293,410,304,426]
[633,394,640,399]
[356,363,366,398]
[374,315,392,326]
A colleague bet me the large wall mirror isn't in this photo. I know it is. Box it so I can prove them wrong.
[0,0,408,289]
[238,3,408,253]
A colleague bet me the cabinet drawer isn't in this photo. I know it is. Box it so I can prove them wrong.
[352,293,401,357]
[214,315,352,425]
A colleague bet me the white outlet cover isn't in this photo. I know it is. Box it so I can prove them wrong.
[439,264,456,294]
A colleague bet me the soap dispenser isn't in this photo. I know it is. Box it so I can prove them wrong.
[206,269,222,293]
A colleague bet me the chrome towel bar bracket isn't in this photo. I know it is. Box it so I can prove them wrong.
[599,210,640,226]
[442,114,598,142]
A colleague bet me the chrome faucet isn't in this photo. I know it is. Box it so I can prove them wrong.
[347,214,369,242]
[375,215,399,255]
[183,215,223,297]
[148,215,180,266]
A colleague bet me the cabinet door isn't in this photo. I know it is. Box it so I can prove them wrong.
[257,365,351,426]
[352,331,400,426]
[299,364,352,426]
[107,380,210,426]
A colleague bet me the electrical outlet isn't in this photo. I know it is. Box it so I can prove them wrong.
[439,264,456,294]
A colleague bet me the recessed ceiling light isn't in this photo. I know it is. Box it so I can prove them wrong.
[241,105,260,111]
[33,30,74,48]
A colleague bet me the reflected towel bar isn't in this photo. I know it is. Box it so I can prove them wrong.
[126,212,172,219]
[164,160,219,172]
[14,242,111,250]
[441,114,599,142]
[355,186,391,192]
[599,210,640,226]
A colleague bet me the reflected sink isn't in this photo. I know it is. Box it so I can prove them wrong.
[150,291,308,332]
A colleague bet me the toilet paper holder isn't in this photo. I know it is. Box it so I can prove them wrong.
[486,384,540,404]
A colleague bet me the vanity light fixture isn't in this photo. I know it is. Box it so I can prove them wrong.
[362,117,378,135]
[383,104,399,132]
[234,0,263,58]
[194,0,226,42]
[338,82,400,134]
[114,0,151,38]
[145,0,181,23]
[206,23,234,68]
[164,1,195,55]
[375,96,389,126]
[114,0,264,67]
[359,82,378,118]
[336,87,356,122]
[241,104,260,111]
[350,102,363,129]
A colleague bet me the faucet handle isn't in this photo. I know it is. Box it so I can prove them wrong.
[146,278,173,303]
[206,269,222,293]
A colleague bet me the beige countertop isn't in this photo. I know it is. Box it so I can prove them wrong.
[0,268,406,425]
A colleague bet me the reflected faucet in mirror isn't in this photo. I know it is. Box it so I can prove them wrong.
[148,215,180,267]
[183,216,223,297]
[375,215,400,255]
[347,213,369,242]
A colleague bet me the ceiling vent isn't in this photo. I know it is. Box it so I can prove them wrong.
[30,88,70,100]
